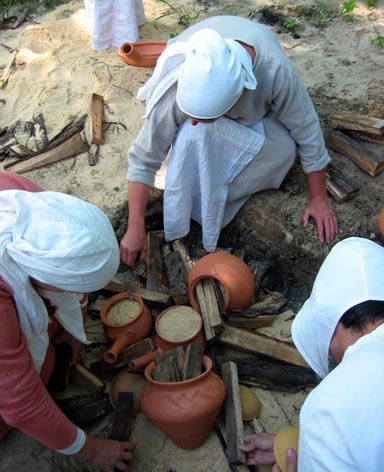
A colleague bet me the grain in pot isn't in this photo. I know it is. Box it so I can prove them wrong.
[106,298,140,325]
[157,306,201,342]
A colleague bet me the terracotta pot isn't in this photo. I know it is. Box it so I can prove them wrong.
[155,305,205,352]
[187,253,255,311]
[379,208,384,236]
[101,293,152,364]
[141,355,225,450]
[118,41,167,68]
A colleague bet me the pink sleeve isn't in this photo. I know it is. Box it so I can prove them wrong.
[0,171,44,192]
[0,282,78,450]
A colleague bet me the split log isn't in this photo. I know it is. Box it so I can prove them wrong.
[218,326,308,368]
[326,164,359,203]
[221,361,246,464]
[227,314,277,330]
[146,231,167,292]
[247,260,270,302]
[70,363,105,394]
[217,356,318,392]
[89,93,105,144]
[195,280,216,343]
[3,132,88,173]
[55,393,113,425]
[330,112,384,136]
[172,239,194,271]
[327,130,384,176]
[103,277,126,293]
[110,391,133,441]
[233,291,286,317]
[345,129,384,144]
[134,287,173,308]
[201,278,225,333]
[214,421,254,472]
[163,245,188,297]
[182,343,204,380]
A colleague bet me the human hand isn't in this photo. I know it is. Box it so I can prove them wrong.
[239,433,276,466]
[302,195,338,243]
[119,226,147,270]
[52,329,86,366]
[73,436,134,472]
[272,448,298,472]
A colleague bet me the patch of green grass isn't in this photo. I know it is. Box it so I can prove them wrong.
[339,0,356,22]
[154,0,204,30]
[371,35,384,47]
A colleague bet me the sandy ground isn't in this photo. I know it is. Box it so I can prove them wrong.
[1,0,384,470]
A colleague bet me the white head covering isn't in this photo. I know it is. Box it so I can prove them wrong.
[292,237,384,379]
[0,190,119,372]
[137,28,257,119]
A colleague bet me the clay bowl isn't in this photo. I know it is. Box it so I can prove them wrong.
[155,305,205,351]
[187,253,255,311]
[273,425,299,472]
[118,41,167,68]
[109,371,146,415]
[239,384,262,420]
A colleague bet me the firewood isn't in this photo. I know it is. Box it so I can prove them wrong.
[214,421,252,472]
[327,130,384,176]
[89,93,105,144]
[195,280,216,343]
[227,314,277,329]
[152,355,181,382]
[33,112,49,151]
[146,231,167,292]
[202,278,225,334]
[345,129,384,144]
[182,343,204,380]
[110,391,133,441]
[221,361,246,465]
[103,277,126,293]
[172,239,194,271]
[240,291,287,315]
[134,287,173,308]
[247,260,270,302]
[56,393,113,425]
[218,326,308,368]
[3,132,88,173]
[330,112,384,136]
[326,164,359,203]
[70,363,105,394]
[163,245,188,297]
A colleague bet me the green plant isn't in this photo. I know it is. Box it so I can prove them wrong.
[339,0,356,22]
[371,35,384,47]
[154,0,203,29]
[316,2,331,21]
[283,18,296,30]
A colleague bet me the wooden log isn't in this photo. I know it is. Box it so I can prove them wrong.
[134,287,173,308]
[70,363,106,394]
[202,278,225,334]
[221,361,246,465]
[3,132,88,173]
[330,112,384,136]
[327,130,384,176]
[247,260,270,302]
[345,129,384,144]
[172,239,194,271]
[110,391,133,441]
[61,394,113,425]
[227,314,277,330]
[163,246,188,297]
[326,164,359,203]
[215,421,253,472]
[218,326,308,368]
[182,343,204,380]
[152,355,181,382]
[89,93,105,144]
[103,277,126,293]
[195,281,216,343]
[146,230,166,292]
[217,355,318,392]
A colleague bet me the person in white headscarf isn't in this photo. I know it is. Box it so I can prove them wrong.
[120,15,338,269]
[240,237,384,471]
[0,172,134,472]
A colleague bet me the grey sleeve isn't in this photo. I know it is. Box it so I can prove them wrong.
[269,61,331,174]
[126,86,184,186]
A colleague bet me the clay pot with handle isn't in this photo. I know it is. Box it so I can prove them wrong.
[101,292,152,364]
[140,355,225,450]
[118,41,167,68]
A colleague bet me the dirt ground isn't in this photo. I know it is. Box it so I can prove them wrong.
[0,0,384,470]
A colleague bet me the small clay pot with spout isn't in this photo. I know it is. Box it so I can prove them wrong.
[118,41,166,68]
[101,292,152,364]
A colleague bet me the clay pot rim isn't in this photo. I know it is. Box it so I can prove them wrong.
[144,355,212,386]
[100,292,144,327]
[155,305,202,344]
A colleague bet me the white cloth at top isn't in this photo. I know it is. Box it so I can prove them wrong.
[163,117,265,251]
[137,28,257,119]
[292,237,384,379]
[0,190,119,372]
[84,0,146,50]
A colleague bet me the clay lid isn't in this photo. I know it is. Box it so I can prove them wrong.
[118,41,167,68]
[273,425,299,472]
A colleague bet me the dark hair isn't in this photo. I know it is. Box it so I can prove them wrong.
[340,300,384,332]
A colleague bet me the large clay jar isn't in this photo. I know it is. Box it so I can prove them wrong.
[118,41,167,68]
[101,293,152,364]
[155,305,205,352]
[379,208,384,237]
[187,253,255,311]
[140,355,225,450]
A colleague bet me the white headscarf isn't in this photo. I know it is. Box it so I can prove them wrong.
[137,28,257,119]
[292,237,384,379]
[0,190,119,372]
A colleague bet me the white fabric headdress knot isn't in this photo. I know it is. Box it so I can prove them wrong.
[137,28,257,119]
[0,190,119,372]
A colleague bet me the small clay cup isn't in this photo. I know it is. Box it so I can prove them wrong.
[187,253,255,311]
[101,292,152,364]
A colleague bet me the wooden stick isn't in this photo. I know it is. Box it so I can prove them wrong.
[89,93,105,144]
[70,363,105,394]
[330,112,384,136]
[146,230,165,292]
[110,391,133,441]
[195,281,216,343]
[326,164,359,203]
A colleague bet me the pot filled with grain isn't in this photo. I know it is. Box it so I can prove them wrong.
[101,292,152,364]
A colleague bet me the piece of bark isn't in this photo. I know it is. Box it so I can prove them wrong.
[172,239,194,271]
[89,93,105,144]
[110,391,133,441]
[326,164,359,203]
[217,355,318,392]
[221,361,246,465]
[195,280,216,343]
[182,343,204,380]
[218,326,308,368]
[227,314,277,330]
[70,363,106,394]
[330,112,384,136]
[3,132,88,173]
[327,130,384,176]
[146,230,166,292]
[163,246,189,297]
[247,260,270,302]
